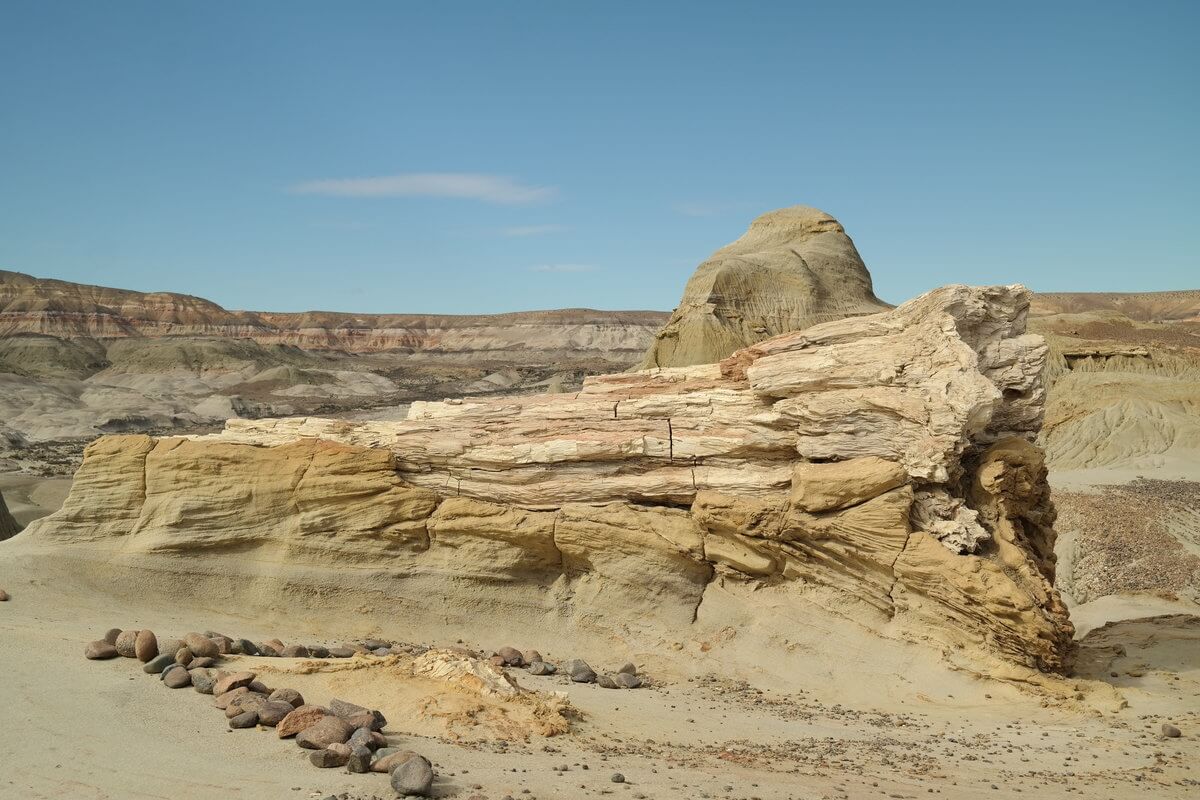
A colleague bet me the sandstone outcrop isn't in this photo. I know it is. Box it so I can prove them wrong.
[14,284,1074,681]
[638,206,890,369]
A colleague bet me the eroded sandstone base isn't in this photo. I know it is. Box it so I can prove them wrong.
[15,285,1075,683]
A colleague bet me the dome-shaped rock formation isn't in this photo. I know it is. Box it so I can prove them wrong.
[638,206,890,369]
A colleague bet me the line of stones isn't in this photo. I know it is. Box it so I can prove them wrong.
[83,627,435,796]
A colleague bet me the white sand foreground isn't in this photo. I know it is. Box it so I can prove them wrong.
[0,564,1198,800]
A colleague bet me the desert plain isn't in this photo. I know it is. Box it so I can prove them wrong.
[2,207,1198,799]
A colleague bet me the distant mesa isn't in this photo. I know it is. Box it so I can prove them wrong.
[639,206,891,369]
[0,268,668,353]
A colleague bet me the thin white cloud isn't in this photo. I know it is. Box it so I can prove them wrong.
[290,173,556,205]
[501,224,568,237]
[528,263,596,273]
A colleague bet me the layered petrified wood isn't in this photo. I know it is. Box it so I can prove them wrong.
[25,285,1074,676]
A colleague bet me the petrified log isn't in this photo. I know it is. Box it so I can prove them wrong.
[17,285,1073,679]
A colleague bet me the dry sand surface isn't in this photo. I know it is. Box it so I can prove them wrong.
[1,577,1197,800]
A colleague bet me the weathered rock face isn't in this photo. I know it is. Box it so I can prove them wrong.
[15,284,1073,680]
[638,207,890,369]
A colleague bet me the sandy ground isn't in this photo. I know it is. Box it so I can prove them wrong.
[0,574,1197,800]
[1049,461,1200,493]
[1,463,1198,799]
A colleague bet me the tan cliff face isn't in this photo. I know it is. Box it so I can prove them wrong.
[15,284,1075,684]
[638,206,891,369]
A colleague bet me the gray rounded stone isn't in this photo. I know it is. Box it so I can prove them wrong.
[347,744,373,773]
[232,638,259,656]
[143,654,176,675]
[564,662,597,686]
[228,710,258,729]
[190,668,217,694]
[566,659,596,683]
[390,754,434,796]
[348,726,380,751]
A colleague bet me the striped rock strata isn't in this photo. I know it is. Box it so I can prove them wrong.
[17,284,1074,682]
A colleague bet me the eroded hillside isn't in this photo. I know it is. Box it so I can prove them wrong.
[0,269,668,474]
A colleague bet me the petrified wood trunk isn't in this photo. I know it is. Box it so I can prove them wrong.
[19,285,1074,679]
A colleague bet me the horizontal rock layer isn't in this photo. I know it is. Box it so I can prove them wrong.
[0,270,668,355]
[18,284,1074,680]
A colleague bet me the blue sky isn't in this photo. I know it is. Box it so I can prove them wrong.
[1,1,1196,314]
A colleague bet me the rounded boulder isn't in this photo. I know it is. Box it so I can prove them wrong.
[390,755,434,797]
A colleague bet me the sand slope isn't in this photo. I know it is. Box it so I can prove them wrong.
[0,567,1197,799]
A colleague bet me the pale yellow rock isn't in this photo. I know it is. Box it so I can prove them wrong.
[702,529,778,576]
[779,486,915,613]
[425,498,559,577]
[691,491,785,540]
[555,503,712,626]
[35,435,438,561]
[789,457,907,513]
